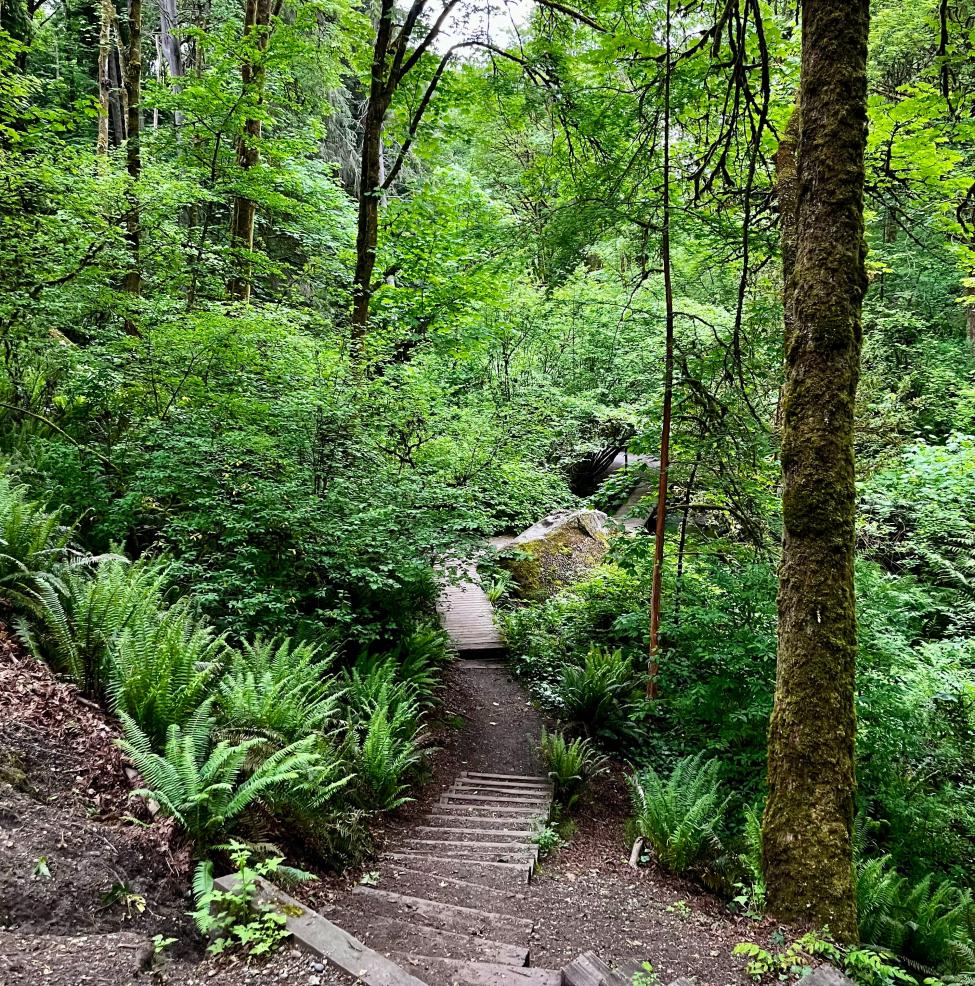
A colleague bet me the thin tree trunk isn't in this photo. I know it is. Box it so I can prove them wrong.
[647,0,674,699]
[98,0,112,153]
[157,0,184,124]
[227,0,273,302]
[967,282,975,348]
[762,0,870,944]
[121,0,142,333]
[351,0,394,336]
[108,45,126,145]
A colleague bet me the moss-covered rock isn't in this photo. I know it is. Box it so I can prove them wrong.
[499,509,610,602]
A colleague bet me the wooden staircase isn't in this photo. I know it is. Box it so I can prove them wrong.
[221,771,561,986]
[328,771,557,986]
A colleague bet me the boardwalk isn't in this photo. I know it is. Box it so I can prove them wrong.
[435,559,505,660]
[435,458,655,658]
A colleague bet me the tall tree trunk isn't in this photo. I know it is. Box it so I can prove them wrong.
[351,0,394,336]
[647,0,673,698]
[108,45,126,145]
[762,0,870,944]
[966,282,975,348]
[122,0,142,328]
[227,0,273,302]
[157,0,184,124]
[97,0,112,153]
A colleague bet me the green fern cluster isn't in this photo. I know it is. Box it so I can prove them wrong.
[118,701,323,845]
[0,474,75,615]
[557,646,639,745]
[858,854,975,977]
[219,637,343,746]
[111,604,228,747]
[23,556,169,697]
[2,463,442,867]
[628,753,729,876]
[352,705,424,811]
[540,726,608,811]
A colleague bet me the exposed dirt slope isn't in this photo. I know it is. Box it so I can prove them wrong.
[0,624,345,986]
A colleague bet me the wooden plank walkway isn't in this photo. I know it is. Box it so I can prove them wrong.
[435,559,505,659]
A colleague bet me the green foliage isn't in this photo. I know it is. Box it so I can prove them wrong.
[735,930,937,986]
[557,646,641,746]
[109,606,228,748]
[0,473,74,615]
[857,856,975,978]
[539,727,607,811]
[350,706,424,812]
[117,702,319,849]
[532,822,564,857]
[192,842,315,956]
[628,754,729,876]
[219,636,342,747]
[24,556,170,697]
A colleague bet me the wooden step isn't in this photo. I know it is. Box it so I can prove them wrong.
[452,782,552,795]
[378,864,527,911]
[432,804,546,819]
[415,826,535,841]
[351,886,533,943]
[422,814,540,830]
[564,951,614,986]
[212,875,426,986]
[442,792,551,807]
[320,904,528,966]
[396,844,537,865]
[395,954,563,986]
[455,776,551,788]
[384,854,532,887]
[403,838,537,853]
[463,773,550,783]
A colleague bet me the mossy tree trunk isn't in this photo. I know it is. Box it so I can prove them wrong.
[762,0,870,945]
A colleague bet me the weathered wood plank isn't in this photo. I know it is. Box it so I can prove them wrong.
[212,875,428,986]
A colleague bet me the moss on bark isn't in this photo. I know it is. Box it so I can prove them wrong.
[762,0,869,945]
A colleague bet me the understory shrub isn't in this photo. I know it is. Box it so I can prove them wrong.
[0,473,75,614]
[540,727,608,810]
[110,606,229,747]
[118,701,322,849]
[857,854,975,978]
[351,705,424,811]
[218,637,343,747]
[23,556,171,697]
[628,753,729,876]
[557,646,641,746]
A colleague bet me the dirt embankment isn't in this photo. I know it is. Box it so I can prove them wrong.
[0,625,343,986]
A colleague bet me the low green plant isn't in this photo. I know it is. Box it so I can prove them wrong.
[557,647,638,745]
[730,802,766,919]
[192,841,314,956]
[24,555,170,696]
[532,822,564,857]
[628,753,729,875]
[0,473,75,615]
[219,636,342,747]
[109,605,228,748]
[342,659,422,736]
[735,931,922,986]
[629,961,660,986]
[351,705,424,811]
[117,701,320,848]
[540,727,608,810]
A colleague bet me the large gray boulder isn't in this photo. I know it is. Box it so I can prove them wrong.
[498,508,610,602]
